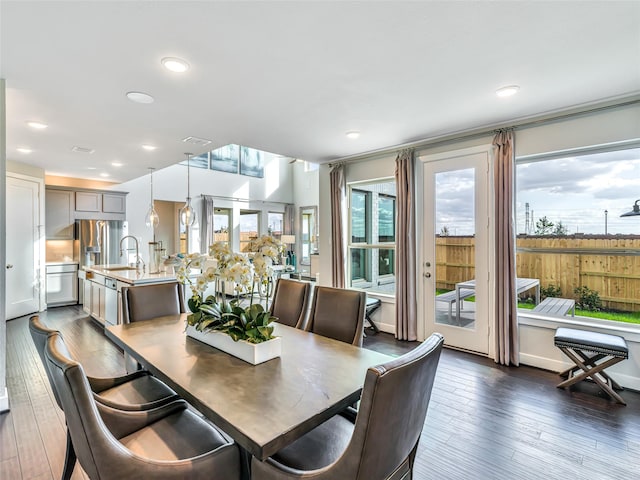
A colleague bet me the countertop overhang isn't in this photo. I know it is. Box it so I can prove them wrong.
[83,264,181,285]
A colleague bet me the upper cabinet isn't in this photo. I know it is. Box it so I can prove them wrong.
[72,190,127,221]
[46,189,75,239]
[75,191,103,212]
[102,193,126,214]
[45,187,128,239]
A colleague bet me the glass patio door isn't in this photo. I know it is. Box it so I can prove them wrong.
[420,147,491,354]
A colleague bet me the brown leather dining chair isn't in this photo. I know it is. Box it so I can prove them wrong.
[251,332,445,480]
[121,282,186,371]
[45,331,242,480]
[269,278,312,329]
[29,315,179,480]
[305,286,366,346]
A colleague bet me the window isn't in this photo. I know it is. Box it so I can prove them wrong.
[348,179,396,294]
[267,212,284,240]
[239,210,260,252]
[515,146,640,326]
[213,208,231,247]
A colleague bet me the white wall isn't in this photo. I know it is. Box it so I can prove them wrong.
[115,155,294,261]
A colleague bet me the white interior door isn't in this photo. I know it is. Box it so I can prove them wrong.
[419,147,491,354]
[6,175,42,320]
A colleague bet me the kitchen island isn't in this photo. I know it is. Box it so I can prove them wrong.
[81,264,185,328]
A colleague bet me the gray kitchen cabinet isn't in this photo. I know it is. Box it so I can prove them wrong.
[82,277,92,315]
[102,193,126,214]
[45,189,75,239]
[75,191,103,212]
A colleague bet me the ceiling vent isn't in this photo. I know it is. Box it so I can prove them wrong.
[182,136,212,147]
[71,146,95,154]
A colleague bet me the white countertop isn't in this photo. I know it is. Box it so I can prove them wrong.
[46,261,79,265]
[84,264,182,285]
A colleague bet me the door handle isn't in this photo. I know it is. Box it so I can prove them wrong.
[423,272,431,278]
[6,264,13,269]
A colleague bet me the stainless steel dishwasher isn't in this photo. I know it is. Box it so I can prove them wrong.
[104,277,118,327]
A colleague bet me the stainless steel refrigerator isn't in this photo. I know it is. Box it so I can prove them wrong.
[76,219,127,303]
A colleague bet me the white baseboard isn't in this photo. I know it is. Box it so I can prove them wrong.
[520,353,640,392]
[0,387,9,413]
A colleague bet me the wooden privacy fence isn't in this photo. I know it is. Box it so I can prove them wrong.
[436,235,640,312]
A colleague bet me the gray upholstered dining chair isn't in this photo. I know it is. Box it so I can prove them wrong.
[121,282,186,371]
[45,331,242,480]
[29,315,179,480]
[121,281,186,323]
[305,286,366,346]
[269,278,312,329]
[251,333,444,480]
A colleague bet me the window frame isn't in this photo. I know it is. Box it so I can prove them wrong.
[347,178,397,293]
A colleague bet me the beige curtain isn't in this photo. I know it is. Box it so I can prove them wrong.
[395,149,417,341]
[330,164,346,288]
[493,130,519,366]
[201,195,214,254]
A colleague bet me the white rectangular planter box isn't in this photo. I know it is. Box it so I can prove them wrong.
[186,325,281,365]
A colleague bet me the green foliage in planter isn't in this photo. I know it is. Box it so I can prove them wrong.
[186,295,276,344]
[573,286,602,312]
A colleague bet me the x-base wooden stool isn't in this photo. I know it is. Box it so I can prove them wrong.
[554,327,628,405]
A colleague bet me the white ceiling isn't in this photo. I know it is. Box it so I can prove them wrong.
[2,1,639,183]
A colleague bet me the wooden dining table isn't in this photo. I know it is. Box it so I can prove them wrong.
[105,314,392,462]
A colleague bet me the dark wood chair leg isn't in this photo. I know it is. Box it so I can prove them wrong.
[62,428,76,480]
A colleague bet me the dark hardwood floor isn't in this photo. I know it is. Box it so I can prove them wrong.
[2,306,639,479]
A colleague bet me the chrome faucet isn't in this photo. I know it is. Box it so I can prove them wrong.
[119,235,145,271]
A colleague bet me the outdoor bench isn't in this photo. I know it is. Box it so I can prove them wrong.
[533,297,575,317]
[436,289,474,322]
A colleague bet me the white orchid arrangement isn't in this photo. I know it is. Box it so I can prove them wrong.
[174,236,284,343]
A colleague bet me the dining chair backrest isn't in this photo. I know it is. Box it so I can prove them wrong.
[348,333,444,479]
[121,282,186,324]
[45,332,102,479]
[305,286,366,346]
[269,278,311,329]
[45,331,241,480]
[29,315,64,409]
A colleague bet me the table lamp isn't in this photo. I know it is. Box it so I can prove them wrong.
[281,235,296,267]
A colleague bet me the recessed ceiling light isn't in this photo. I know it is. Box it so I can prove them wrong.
[26,121,48,129]
[126,91,155,104]
[100,173,110,178]
[111,161,123,167]
[346,131,360,139]
[17,147,32,154]
[496,85,520,98]
[142,144,157,151]
[161,57,190,73]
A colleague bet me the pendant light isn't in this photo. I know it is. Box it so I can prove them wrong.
[144,167,160,228]
[180,152,196,226]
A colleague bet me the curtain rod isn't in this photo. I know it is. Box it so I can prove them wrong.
[328,96,640,166]
[199,194,292,206]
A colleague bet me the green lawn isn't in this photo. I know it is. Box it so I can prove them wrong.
[518,302,640,325]
[436,289,640,325]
